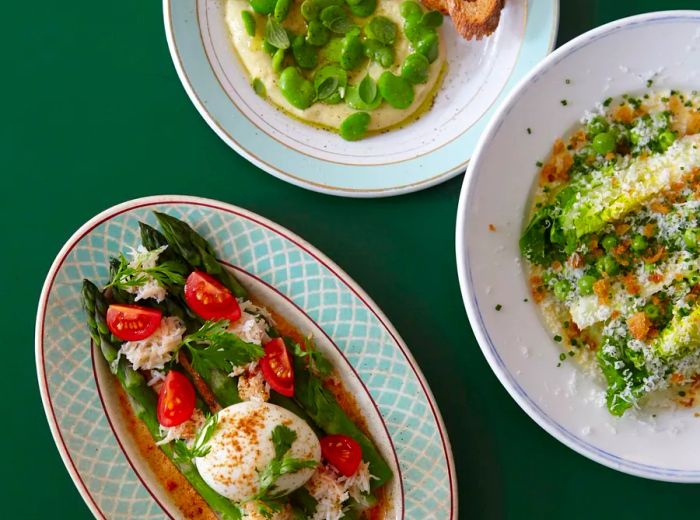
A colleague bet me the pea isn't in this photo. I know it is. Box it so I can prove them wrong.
[340,32,364,70]
[340,112,371,141]
[659,130,676,151]
[400,1,423,20]
[241,11,257,36]
[348,0,377,18]
[577,275,596,295]
[274,0,292,21]
[401,52,429,84]
[415,30,439,63]
[306,20,330,46]
[601,234,618,252]
[321,5,356,33]
[421,10,443,27]
[684,228,698,250]
[644,303,660,320]
[250,0,276,15]
[553,280,572,301]
[596,255,620,276]
[631,234,648,252]
[378,71,414,109]
[345,84,382,110]
[279,67,316,109]
[586,115,609,137]
[365,16,397,45]
[271,48,286,72]
[592,132,616,155]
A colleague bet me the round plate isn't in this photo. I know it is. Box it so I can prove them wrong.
[456,11,700,482]
[36,195,456,518]
[163,0,558,197]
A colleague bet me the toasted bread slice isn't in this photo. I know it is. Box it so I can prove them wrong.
[423,0,504,40]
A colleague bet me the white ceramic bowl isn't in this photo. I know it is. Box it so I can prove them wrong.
[163,0,557,197]
[456,11,700,482]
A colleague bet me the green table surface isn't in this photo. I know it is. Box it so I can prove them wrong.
[5,0,700,518]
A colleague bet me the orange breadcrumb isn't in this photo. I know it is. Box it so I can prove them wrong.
[627,312,652,341]
[593,279,610,305]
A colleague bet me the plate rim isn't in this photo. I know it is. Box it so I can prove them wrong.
[161,0,560,198]
[455,9,700,483]
[35,194,458,517]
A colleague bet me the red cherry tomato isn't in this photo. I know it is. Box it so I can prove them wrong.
[184,271,241,322]
[106,304,162,341]
[320,434,363,477]
[157,371,196,427]
[260,338,295,397]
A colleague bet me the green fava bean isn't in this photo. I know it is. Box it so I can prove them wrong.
[378,71,413,109]
[416,30,439,62]
[300,0,342,20]
[274,0,292,21]
[321,37,344,62]
[292,35,318,69]
[400,1,423,20]
[401,52,429,84]
[365,16,397,45]
[241,11,257,36]
[363,39,393,67]
[271,47,286,72]
[279,67,316,109]
[345,85,382,110]
[250,0,276,15]
[314,64,347,104]
[306,20,330,46]
[421,10,443,27]
[340,112,371,141]
[263,39,277,55]
[340,33,364,70]
[348,0,376,18]
[252,78,266,97]
[320,5,356,34]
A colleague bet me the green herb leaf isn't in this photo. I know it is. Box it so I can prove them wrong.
[271,424,297,458]
[265,16,290,49]
[182,320,265,374]
[293,338,332,377]
[358,74,378,105]
[316,76,339,100]
[172,413,219,463]
[107,250,187,293]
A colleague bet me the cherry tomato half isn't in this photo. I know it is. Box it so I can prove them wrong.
[184,271,241,322]
[106,304,162,341]
[260,338,295,397]
[157,371,196,427]
[320,434,363,477]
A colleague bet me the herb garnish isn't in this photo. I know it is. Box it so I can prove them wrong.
[293,337,332,377]
[107,248,187,292]
[172,413,218,463]
[181,320,264,374]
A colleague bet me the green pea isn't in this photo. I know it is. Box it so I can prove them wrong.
[274,0,292,21]
[601,234,618,252]
[272,48,286,72]
[577,275,596,295]
[348,0,376,18]
[644,303,660,320]
[345,83,382,110]
[320,5,356,33]
[631,234,648,252]
[306,20,330,46]
[292,35,318,69]
[340,33,364,70]
[241,11,257,36]
[400,1,423,20]
[340,112,371,141]
[365,16,397,45]
[401,52,430,84]
[592,132,616,155]
[279,67,316,109]
[314,64,347,104]
[684,228,698,250]
[586,115,609,137]
[596,254,620,276]
[415,29,439,63]
[250,0,276,15]
[659,130,676,151]
[378,71,414,109]
[421,10,443,27]
[553,280,572,301]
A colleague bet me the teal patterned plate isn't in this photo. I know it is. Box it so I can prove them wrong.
[35,196,456,518]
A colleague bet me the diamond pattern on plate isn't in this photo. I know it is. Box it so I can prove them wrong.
[38,201,453,519]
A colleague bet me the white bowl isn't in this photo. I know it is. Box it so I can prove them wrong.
[456,10,700,482]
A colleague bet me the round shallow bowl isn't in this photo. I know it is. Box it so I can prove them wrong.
[456,10,700,482]
[36,195,456,518]
[163,0,557,197]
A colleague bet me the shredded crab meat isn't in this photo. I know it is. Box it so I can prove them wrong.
[156,408,206,446]
[305,462,376,520]
[228,304,271,346]
[123,245,169,302]
[237,367,270,402]
[116,316,186,371]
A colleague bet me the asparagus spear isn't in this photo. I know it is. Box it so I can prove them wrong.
[153,212,247,298]
[81,280,242,520]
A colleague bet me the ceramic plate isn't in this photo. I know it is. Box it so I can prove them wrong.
[36,195,456,518]
[456,11,700,482]
[163,0,558,197]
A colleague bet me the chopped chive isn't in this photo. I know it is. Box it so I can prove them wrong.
[559,353,566,361]
[527,127,532,134]
[495,304,502,311]
[565,78,571,84]
[603,97,612,107]
[646,79,653,88]
[554,335,562,342]
[679,390,687,397]
[568,350,575,357]
[536,161,543,167]
[523,298,529,302]
[560,99,568,106]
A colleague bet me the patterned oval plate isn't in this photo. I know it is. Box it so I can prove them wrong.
[35,195,456,518]
[163,0,558,197]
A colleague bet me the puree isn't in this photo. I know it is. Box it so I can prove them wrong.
[225,0,445,135]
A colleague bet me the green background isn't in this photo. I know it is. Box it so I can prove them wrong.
[5,0,700,518]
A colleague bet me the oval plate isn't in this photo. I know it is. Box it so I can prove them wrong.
[456,11,700,482]
[36,195,456,518]
[163,0,558,197]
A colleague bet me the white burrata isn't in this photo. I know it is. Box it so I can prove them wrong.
[195,401,321,502]
[225,0,445,131]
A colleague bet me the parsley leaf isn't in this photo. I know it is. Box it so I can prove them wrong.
[182,320,264,374]
[107,249,187,292]
[172,413,218,463]
[271,423,297,458]
[293,337,332,377]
